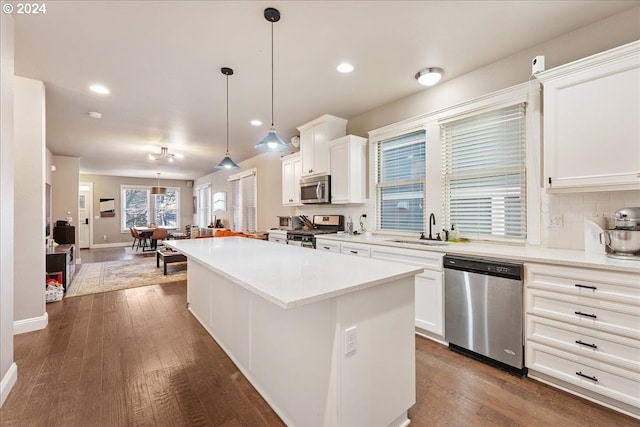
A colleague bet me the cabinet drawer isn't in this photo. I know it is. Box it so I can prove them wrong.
[527,341,640,409]
[527,315,640,371]
[341,243,370,258]
[527,263,640,306]
[527,289,640,339]
[316,240,340,253]
[370,246,444,271]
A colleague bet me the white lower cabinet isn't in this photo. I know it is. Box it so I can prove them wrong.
[315,239,445,338]
[370,245,444,338]
[525,263,640,418]
[315,239,340,252]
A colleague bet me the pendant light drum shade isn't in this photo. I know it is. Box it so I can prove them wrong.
[151,172,167,195]
[217,67,240,169]
[255,7,289,153]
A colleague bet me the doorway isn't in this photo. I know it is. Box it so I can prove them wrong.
[79,182,93,250]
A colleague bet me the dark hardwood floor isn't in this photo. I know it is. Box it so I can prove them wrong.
[1,248,637,426]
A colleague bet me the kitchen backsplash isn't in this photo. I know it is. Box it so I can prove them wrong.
[541,190,640,250]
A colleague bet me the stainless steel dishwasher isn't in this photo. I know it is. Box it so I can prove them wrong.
[444,255,525,375]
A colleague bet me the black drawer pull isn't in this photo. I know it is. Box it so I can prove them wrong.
[574,311,597,319]
[350,250,358,254]
[575,284,597,290]
[576,371,598,382]
[575,340,598,349]
[323,246,330,250]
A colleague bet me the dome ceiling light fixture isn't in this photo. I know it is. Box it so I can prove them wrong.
[148,146,176,162]
[217,67,240,170]
[255,7,290,152]
[415,67,444,86]
[151,172,167,195]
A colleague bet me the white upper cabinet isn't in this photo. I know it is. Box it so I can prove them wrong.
[281,152,302,206]
[297,114,347,177]
[329,135,367,204]
[536,41,640,192]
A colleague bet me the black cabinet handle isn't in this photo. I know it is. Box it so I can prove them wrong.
[323,246,330,250]
[575,284,597,290]
[575,340,598,349]
[574,311,597,319]
[350,250,358,254]
[576,371,598,382]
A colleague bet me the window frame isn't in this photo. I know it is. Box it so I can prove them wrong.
[120,184,181,232]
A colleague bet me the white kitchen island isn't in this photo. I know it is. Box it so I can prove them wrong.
[164,237,422,427]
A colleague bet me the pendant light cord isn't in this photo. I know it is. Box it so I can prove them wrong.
[270,20,274,127]
[226,73,230,154]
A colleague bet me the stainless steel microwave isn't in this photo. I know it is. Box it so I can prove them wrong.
[300,174,330,204]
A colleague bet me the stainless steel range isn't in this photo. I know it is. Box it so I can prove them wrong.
[287,215,344,248]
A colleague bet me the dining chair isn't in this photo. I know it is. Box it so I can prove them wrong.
[132,228,149,251]
[129,227,140,250]
[151,227,168,250]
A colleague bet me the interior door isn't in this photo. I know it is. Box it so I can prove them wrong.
[78,183,92,249]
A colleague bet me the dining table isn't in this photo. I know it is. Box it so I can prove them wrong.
[134,226,176,251]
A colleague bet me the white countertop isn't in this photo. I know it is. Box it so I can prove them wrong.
[164,237,422,309]
[315,233,640,274]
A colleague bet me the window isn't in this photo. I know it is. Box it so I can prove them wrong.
[229,169,257,233]
[441,103,526,241]
[195,184,211,227]
[121,185,180,231]
[376,131,426,232]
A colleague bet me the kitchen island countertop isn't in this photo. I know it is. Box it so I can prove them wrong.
[164,236,422,308]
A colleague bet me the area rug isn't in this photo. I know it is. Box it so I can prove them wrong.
[65,257,186,297]
[124,246,157,256]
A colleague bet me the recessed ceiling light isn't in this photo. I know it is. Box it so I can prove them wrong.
[415,67,444,86]
[337,63,354,73]
[88,111,102,119]
[89,84,110,94]
[250,120,262,126]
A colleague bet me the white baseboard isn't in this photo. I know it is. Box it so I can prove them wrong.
[0,362,17,407]
[13,311,48,335]
[90,242,129,249]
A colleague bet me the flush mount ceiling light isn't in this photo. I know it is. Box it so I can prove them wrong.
[255,7,290,152]
[151,172,167,195]
[148,146,176,162]
[415,67,444,86]
[89,84,110,94]
[217,67,239,170]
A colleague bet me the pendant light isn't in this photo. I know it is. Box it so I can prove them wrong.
[151,172,167,195]
[255,7,289,152]
[217,67,240,169]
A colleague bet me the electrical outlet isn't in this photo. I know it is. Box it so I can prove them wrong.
[544,214,564,228]
[344,326,357,355]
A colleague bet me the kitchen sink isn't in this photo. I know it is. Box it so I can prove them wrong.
[387,239,449,246]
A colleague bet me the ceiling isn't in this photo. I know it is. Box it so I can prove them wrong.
[12,1,637,180]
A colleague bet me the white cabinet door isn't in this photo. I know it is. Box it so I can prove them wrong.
[537,41,640,192]
[315,239,340,252]
[298,115,347,177]
[415,270,443,336]
[330,135,367,204]
[281,152,301,206]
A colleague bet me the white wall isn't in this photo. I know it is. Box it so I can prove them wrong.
[194,151,295,231]
[52,155,79,244]
[13,76,46,330]
[0,11,16,407]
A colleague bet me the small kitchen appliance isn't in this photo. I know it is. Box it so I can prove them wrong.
[287,215,344,248]
[600,207,640,260]
[277,215,303,231]
[300,174,331,204]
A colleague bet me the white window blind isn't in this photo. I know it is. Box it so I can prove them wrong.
[376,131,426,232]
[229,170,257,233]
[441,103,526,241]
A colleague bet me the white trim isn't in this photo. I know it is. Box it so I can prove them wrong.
[90,242,129,249]
[228,167,257,182]
[13,311,48,335]
[0,362,17,407]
